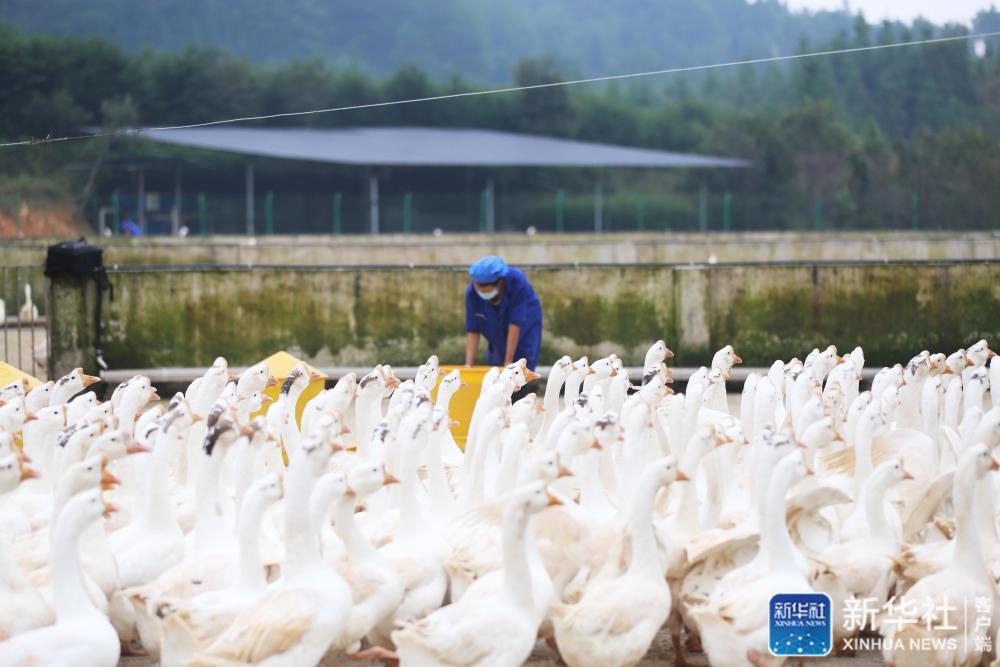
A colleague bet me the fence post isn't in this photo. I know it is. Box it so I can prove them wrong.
[813,192,823,231]
[403,191,413,234]
[111,190,120,235]
[265,191,275,235]
[479,188,488,233]
[636,194,645,231]
[723,192,733,232]
[14,195,22,238]
[555,190,565,233]
[911,192,919,230]
[333,193,342,235]
[198,193,208,235]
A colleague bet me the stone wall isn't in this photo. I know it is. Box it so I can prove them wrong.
[5,230,1000,268]
[48,260,1000,377]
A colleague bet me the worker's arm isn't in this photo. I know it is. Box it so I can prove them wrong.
[503,323,521,366]
[465,332,480,367]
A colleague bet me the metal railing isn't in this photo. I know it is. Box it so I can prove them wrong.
[0,265,49,380]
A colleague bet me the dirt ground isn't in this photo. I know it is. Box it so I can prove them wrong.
[121,633,886,665]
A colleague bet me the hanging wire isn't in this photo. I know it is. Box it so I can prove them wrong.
[1,29,998,150]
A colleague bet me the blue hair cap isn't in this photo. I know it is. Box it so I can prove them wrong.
[469,255,509,283]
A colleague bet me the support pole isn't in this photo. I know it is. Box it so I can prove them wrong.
[403,191,413,234]
[698,182,708,232]
[594,179,604,233]
[112,190,120,235]
[369,174,379,235]
[171,167,181,236]
[485,178,495,233]
[555,190,565,233]
[813,192,823,231]
[723,192,733,232]
[333,193,342,235]
[14,195,21,238]
[245,163,255,236]
[911,192,920,230]
[265,191,274,235]
[137,168,146,233]
[636,194,645,231]
[198,193,208,235]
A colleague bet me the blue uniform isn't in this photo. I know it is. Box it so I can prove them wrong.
[465,266,543,370]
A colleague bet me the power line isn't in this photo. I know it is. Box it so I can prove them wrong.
[2,29,998,150]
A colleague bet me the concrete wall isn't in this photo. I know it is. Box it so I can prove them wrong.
[5,230,1000,268]
[48,260,1000,378]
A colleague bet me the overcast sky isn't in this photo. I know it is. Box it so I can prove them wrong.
[782,0,995,25]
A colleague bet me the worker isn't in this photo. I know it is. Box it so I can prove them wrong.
[464,255,543,398]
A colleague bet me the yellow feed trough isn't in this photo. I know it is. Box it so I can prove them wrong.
[250,350,327,426]
[434,365,492,450]
[0,361,42,391]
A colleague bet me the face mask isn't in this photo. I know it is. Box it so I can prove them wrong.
[477,288,498,301]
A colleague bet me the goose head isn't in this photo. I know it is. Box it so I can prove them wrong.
[554,421,599,464]
[0,378,28,402]
[0,397,30,433]
[809,344,840,381]
[54,367,102,403]
[967,339,996,368]
[58,487,112,540]
[641,456,686,490]
[436,369,464,406]
[927,352,946,375]
[25,380,54,412]
[0,453,38,494]
[945,348,971,375]
[279,364,312,399]
[711,345,743,380]
[236,360,278,399]
[593,412,622,450]
[507,481,561,522]
[548,356,574,387]
[871,457,914,490]
[799,416,838,452]
[644,339,673,368]
[87,429,147,461]
[588,357,617,382]
[680,424,728,478]
[247,472,284,506]
[565,357,590,388]
[521,448,568,486]
[202,415,241,459]
[510,393,542,431]
[347,461,398,498]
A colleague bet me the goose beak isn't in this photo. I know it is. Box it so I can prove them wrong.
[591,439,602,450]
[126,442,151,455]
[796,442,807,449]
[20,466,40,481]
[103,500,118,518]
[676,470,691,482]
[150,391,161,401]
[586,367,596,375]
[804,465,815,476]
[82,374,101,387]
[385,377,401,390]
[989,349,997,359]
[345,486,357,497]
[557,464,574,478]
[459,382,468,388]
[24,412,38,423]
[16,449,31,464]
[992,459,1000,472]
[308,369,324,382]
[546,490,563,507]
[261,395,275,404]
[525,369,541,382]
[100,470,120,490]
[340,425,351,435]
[383,472,401,486]
[609,368,619,377]
[902,469,915,481]
[190,413,204,423]
[228,372,239,382]
[450,419,461,428]
[330,440,346,453]
[267,376,280,388]
[943,367,954,374]
[665,349,675,358]
[835,355,845,364]
[732,354,743,365]
[834,432,845,442]
[966,358,976,367]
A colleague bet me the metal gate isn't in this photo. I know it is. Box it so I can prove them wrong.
[0,265,49,381]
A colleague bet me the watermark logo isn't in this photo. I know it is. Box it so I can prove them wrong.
[769,593,832,656]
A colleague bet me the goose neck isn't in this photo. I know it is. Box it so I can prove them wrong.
[502,506,534,611]
[51,512,100,621]
[236,493,268,592]
[627,474,664,579]
[333,494,378,563]
[760,469,800,575]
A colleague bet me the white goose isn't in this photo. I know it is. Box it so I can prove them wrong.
[0,488,120,667]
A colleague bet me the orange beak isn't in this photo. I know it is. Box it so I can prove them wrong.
[732,354,743,365]
[191,413,204,423]
[546,490,563,507]
[665,349,675,358]
[676,470,691,482]
[557,464,574,478]
[833,432,845,442]
[24,412,38,423]
[103,501,118,518]
[591,439,603,450]
[100,469,121,490]
[150,391,161,401]
[267,376,280,388]
[19,466,40,481]
[383,472,401,485]
[82,373,101,387]
[308,369,324,382]
[992,459,1000,472]
[902,469,915,481]
[525,369,541,382]
[126,442,152,455]
[804,465,815,476]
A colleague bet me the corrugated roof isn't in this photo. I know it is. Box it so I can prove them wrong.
[134,126,750,168]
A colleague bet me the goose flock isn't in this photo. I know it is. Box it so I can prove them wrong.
[0,339,997,667]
